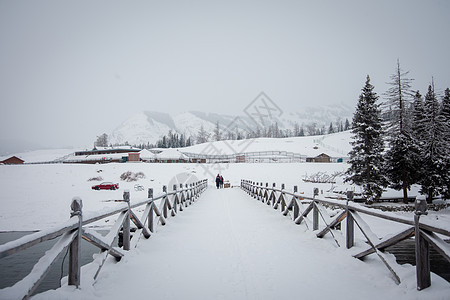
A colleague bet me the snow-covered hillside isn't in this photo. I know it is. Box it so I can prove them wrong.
[109,103,354,145]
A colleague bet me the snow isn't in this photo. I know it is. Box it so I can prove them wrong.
[0,136,449,299]
[29,188,449,300]
[183,131,353,158]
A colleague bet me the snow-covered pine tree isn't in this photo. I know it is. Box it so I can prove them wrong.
[419,84,448,202]
[383,60,417,203]
[439,87,450,198]
[441,88,450,148]
[344,118,351,131]
[213,121,221,141]
[196,124,210,144]
[328,122,335,134]
[345,76,387,202]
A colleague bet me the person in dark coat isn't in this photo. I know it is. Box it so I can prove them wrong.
[215,174,221,189]
[220,175,224,188]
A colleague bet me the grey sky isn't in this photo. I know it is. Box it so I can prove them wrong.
[0,0,449,149]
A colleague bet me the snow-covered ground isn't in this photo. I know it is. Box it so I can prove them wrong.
[23,187,449,300]
[0,135,449,299]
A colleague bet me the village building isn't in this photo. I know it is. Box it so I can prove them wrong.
[306,153,331,163]
[140,148,190,163]
[0,156,24,165]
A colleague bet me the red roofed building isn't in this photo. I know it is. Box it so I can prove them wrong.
[1,156,24,164]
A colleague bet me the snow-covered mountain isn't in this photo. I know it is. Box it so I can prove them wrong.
[109,103,354,146]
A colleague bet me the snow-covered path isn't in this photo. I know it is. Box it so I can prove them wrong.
[35,187,449,300]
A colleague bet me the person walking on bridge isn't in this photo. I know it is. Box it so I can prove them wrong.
[215,174,221,189]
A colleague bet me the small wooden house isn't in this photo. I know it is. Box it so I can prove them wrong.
[306,153,331,163]
[0,156,24,164]
[128,152,140,162]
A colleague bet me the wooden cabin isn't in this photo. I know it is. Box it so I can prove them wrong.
[0,156,24,164]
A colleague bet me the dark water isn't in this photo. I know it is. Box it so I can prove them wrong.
[0,231,102,295]
[386,238,450,282]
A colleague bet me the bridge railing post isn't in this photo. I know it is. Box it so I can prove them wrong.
[414,196,430,290]
[313,187,319,231]
[162,185,168,219]
[69,197,83,288]
[346,191,354,249]
[122,190,131,251]
[172,184,178,215]
[293,186,299,221]
[148,188,154,233]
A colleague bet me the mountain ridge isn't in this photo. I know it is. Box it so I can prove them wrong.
[109,103,354,146]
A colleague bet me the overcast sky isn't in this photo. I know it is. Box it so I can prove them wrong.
[0,0,449,150]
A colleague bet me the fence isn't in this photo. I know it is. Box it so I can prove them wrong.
[0,179,208,300]
[183,151,311,163]
[241,180,450,291]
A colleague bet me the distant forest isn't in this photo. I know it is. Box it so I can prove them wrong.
[96,117,351,150]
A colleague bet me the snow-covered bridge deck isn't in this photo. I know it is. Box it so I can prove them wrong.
[33,187,449,299]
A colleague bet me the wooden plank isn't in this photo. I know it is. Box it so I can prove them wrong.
[0,218,78,259]
[353,227,415,259]
[317,211,347,238]
[82,229,124,259]
[0,231,76,300]
[421,230,450,263]
[152,203,166,226]
[129,211,152,239]
[293,198,299,221]
[351,211,380,243]
[93,211,127,280]
[352,211,401,285]
[294,202,314,225]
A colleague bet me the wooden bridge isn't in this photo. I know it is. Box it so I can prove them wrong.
[0,179,449,299]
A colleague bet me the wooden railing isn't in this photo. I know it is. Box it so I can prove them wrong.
[0,179,208,300]
[241,180,450,291]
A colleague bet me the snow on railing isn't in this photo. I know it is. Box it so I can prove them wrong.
[0,179,208,299]
[240,180,450,291]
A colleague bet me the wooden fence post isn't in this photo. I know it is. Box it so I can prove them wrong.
[172,184,178,215]
[280,184,286,212]
[148,188,154,233]
[122,190,131,251]
[312,188,319,230]
[346,191,354,249]
[293,186,299,221]
[69,197,82,287]
[163,186,168,219]
[414,196,430,290]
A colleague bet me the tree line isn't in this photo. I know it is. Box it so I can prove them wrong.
[95,118,351,150]
[346,60,449,204]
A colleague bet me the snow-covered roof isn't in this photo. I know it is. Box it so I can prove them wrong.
[140,148,188,160]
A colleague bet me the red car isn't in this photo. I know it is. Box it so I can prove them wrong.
[92,182,119,190]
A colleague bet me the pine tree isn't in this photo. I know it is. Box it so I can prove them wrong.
[419,84,447,202]
[345,76,387,202]
[213,121,221,141]
[383,60,417,203]
[299,126,305,136]
[328,122,335,134]
[95,133,109,147]
[197,124,210,144]
[344,118,350,131]
[383,59,414,135]
[441,88,450,147]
